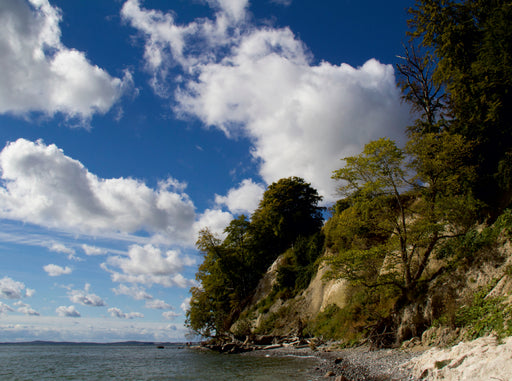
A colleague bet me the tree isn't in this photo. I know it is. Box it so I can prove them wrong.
[186,178,324,337]
[331,136,476,299]
[251,176,324,259]
[396,44,446,134]
[186,229,233,337]
[409,0,512,209]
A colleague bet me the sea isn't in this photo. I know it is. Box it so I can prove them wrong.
[0,343,321,380]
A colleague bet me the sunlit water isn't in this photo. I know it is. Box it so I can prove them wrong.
[0,344,320,380]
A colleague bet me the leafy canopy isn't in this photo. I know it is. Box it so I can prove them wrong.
[409,0,512,207]
[330,134,477,297]
[186,177,324,337]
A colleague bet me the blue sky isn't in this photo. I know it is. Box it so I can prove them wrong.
[0,0,411,342]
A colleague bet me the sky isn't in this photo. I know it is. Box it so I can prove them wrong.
[0,0,412,342]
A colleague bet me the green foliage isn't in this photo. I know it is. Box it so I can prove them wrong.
[251,177,324,266]
[307,284,398,345]
[186,228,242,337]
[409,0,512,208]
[254,303,296,335]
[331,135,476,299]
[255,312,280,335]
[437,209,512,266]
[187,177,324,338]
[454,283,512,340]
[306,304,351,341]
[274,233,325,298]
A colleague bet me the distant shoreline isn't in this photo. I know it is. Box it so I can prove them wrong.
[0,340,195,346]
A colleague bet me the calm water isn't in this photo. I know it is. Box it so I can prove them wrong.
[0,344,320,380]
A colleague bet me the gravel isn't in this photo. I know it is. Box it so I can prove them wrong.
[244,344,423,380]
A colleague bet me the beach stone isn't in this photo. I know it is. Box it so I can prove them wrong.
[324,370,336,377]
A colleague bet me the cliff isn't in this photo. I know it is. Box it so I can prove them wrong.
[230,249,349,339]
[229,222,512,348]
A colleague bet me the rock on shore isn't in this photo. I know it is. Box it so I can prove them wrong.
[402,335,512,380]
[200,334,512,380]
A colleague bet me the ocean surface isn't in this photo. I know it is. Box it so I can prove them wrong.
[0,343,320,380]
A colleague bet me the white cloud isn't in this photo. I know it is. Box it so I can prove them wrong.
[112,284,152,300]
[145,299,171,310]
[0,301,14,315]
[206,0,249,22]
[56,305,80,317]
[103,244,196,287]
[180,297,191,313]
[0,276,34,300]
[0,0,132,121]
[214,178,264,215]
[162,310,180,320]
[194,208,234,238]
[82,244,108,256]
[48,243,75,256]
[43,264,72,277]
[0,139,197,245]
[15,301,40,316]
[47,242,80,260]
[124,1,410,203]
[67,284,106,307]
[177,44,409,202]
[121,0,246,95]
[108,307,144,319]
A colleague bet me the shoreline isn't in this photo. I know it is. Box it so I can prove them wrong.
[240,344,422,380]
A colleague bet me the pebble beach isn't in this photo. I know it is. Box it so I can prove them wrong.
[243,344,422,380]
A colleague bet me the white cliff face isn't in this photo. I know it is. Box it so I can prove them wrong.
[234,249,350,336]
[300,260,348,317]
[403,335,512,380]
[249,254,286,305]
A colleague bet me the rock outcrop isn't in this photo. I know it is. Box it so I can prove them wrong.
[229,249,350,339]
[403,335,512,380]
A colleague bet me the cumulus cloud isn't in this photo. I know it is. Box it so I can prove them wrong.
[48,243,75,256]
[15,301,40,316]
[103,244,196,287]
[0,0,132,121]
[123,0,410,202]
[0,139,197,244]
[112,284,152,300]
[177,45,409,202]
[0,276,34,300]
[67,284,106,307]
[43,264,72,277]
[162,310,180,320]
[82,244,108,256]
[56,305,80,317]
[180,297,191,313]
[121,0,247,95]
[0,301,14,315]
[193,208,234,238]
[214,179,264,215]
[108,307,144,319]
[145,299,171,310]
[206,0,249,22]
[47,242,80,261]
